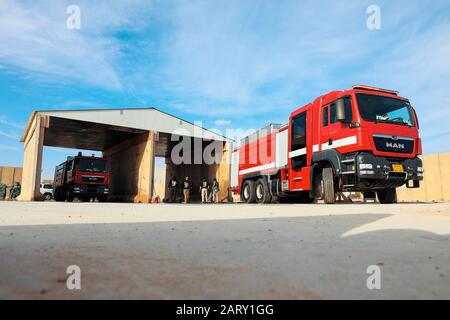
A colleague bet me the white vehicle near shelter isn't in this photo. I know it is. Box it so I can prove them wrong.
[40,183,54,201]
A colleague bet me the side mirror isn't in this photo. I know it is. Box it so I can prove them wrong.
[336,99,350,123]
[336,99,345,121]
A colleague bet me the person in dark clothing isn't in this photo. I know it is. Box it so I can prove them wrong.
[9,182,21,200]
[182,177,192,204]
[168,176,179,203]
[199,177,209,203]
[0,183,6,200]
[211,178,220,203]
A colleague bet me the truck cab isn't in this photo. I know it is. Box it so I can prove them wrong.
[289,85,423,203]
[53,153,110,202]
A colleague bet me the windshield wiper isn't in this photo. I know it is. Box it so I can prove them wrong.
[374,119,409,126]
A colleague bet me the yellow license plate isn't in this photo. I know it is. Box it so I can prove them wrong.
[392,164,404,172]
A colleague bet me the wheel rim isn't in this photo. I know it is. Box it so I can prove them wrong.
[243,185,250,199]
[256,184,263,200]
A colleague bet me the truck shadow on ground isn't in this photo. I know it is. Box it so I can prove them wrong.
[0,212,449,299]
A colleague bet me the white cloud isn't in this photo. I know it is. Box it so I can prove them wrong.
[0,0,153,91]
[214,119,231,126]
[0,144,19,151]
[162,1,367,113]
[162,1,450,154]
[52,100,107,110]
[0,115,24,129]
[0,130,20,140]
[353,2,450,154]
[1,0,449,155]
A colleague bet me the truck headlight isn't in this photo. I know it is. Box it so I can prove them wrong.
[359,164,373,170]
[360,170,375,175]
[417,167,423,172]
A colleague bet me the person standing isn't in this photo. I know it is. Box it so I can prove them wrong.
[168,176,179,203]
[212,178,220,203]
[199,177,209,204]
[9,182,21,201]
[0,183,6,201]
[182,177,192,204]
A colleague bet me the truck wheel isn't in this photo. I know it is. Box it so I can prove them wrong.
[377,188,397,204]
[241,180,256,203]
[44,193,52,201]
[255,178,272,204]
[322,167,336,204]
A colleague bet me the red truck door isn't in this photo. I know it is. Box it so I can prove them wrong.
[320,97,355,152]
[288,108,312,191]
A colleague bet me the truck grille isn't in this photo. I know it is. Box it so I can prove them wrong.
[373,135,414,154]
[81,176,105,183]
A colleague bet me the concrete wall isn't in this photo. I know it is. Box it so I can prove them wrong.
[163,141,231,202]
[103,132,155,203]
[0,167,23,198]
[165,161,218,202]
[397,153,450,202]
[0,167,23,186]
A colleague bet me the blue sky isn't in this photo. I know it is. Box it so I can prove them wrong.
[1,0,450,179]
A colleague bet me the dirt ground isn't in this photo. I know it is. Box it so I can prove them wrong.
[0,201,449,299]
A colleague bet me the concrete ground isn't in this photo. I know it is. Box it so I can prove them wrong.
[0,201,449,300]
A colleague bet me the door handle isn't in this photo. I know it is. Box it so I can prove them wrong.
[328,138,333,145]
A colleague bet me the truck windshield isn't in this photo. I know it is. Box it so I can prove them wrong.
[356,94,415,127]
[77,159,108,173]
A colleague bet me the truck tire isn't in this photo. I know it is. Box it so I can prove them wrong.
[377,188,397,204]
[44,193,53,201]
[241,180,256,203]
[255,178,272,204]
[322,167,336,204]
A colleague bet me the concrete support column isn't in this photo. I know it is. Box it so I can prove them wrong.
[135,131,156,203]
[216,141,232,201]
[18,115,47,201]
[104,131,155,203]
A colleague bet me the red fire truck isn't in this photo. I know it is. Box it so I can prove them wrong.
[230,85,423,204]
[53,153,110,202]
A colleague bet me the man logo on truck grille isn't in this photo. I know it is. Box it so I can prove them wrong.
[386,142,405,149]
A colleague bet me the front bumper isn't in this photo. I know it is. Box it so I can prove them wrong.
[354,152,423,190]
[72,184,110,196]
